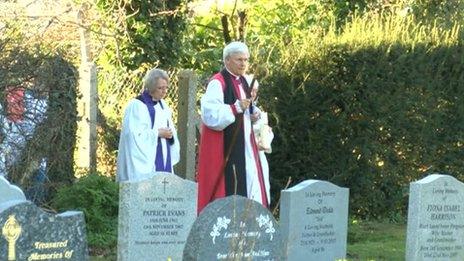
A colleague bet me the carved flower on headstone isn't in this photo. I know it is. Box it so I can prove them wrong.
[210,216,231,244]
[256,214,275,241]
[256,214,269,227]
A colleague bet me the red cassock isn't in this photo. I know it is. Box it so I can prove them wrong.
[197,73,227,214]
[197,123,226,214]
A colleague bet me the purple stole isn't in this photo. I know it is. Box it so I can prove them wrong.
[139,90,172,173]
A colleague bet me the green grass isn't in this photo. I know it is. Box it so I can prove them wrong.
[89,246,116,261]
[90,220,407,260]
[347,220,406,261]
[90,253,117,261]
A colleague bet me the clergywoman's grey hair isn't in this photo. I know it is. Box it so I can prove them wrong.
[143,68,169,91]
[223,41,249,62]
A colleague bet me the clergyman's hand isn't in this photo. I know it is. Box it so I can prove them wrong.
[239,99,251,111]
[158,127,173,139]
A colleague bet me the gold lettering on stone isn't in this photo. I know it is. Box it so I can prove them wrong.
[28,240,74,260]
[34,240,69,249]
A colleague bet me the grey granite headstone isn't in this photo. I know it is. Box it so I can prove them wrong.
[117,172,197,261]
[280,180,349,261]
[406,174,464,261]
[0,176,26,204]
[183,195,283,260]
[0,178,88,260]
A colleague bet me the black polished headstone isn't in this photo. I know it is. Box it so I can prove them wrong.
[183,195,283,261]
[0,177,88,260]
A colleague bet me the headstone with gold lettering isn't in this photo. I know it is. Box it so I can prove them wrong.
[406,174,464,261]
[280,180,349,261]
[0,177,88,260]
[117,172,197,261]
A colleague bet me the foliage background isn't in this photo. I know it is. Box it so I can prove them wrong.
[180,0,464,219]
[260,15,464,218]
[94,0,188,176]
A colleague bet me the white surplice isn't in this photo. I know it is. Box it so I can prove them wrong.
[252,108,274,204]
[116,98,180,182]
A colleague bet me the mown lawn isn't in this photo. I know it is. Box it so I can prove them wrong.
[91,220,407,261]
[347,220,406,261]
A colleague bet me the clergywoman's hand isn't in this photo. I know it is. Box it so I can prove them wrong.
[158,127,173,139]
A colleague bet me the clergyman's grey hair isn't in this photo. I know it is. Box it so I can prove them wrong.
[223,41,249,62]
[143,68,169,91]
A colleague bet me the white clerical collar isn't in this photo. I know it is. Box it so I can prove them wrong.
[225,68,241,80]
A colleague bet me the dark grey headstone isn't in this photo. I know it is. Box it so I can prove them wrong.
[280,180,349,261]
[117,172,197,261]
[0,201,88,260]
[406,174,464,261]
[0,176,26,205]
[183,195,283,261]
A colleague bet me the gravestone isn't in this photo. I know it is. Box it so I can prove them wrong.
[117,172,197,261]
[0,176,26,204]
[183,195,283,260]
[0,176,88,260]
[280,180,349,261]
[406,174,464,261]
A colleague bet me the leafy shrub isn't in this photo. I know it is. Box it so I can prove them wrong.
[51,173,119,251]
[259,14,464,219]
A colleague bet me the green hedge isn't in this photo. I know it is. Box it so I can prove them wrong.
[259,15,464,219]
[51,173,119,252]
